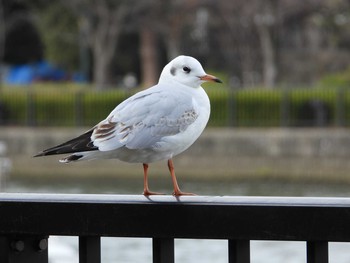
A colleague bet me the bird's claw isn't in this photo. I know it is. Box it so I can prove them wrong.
[172,190,197,196]
[143,189,166,196]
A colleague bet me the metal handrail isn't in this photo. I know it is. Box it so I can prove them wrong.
[1,193,349,263]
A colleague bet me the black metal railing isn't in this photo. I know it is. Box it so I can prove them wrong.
[1,193,350,263]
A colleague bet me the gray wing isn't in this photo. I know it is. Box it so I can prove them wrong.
[91,84,198,151]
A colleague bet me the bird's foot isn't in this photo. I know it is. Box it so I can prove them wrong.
[172,190,197,196]
[143,189,165,196]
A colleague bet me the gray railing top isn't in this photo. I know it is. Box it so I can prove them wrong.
[1,193,350,206]
[0,193,350,241]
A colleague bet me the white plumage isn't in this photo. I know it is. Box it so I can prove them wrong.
[35,55,222,196]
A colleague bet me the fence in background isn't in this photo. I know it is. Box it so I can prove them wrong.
[0,142,11,192]
[0,88,349,127]
[1,194,350,263]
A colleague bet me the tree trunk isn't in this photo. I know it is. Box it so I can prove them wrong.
[167,32,181,60]
[72,1,125,90]
[166,11,182,60]
[256,22,277,88]
[93,50,110,90]
[255,0,277,88]
[91,18,120,90]
[139,25,158,88]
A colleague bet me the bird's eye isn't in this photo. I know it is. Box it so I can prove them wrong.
[183,66,191,73]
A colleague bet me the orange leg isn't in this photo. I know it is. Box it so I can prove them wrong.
[168,159,196,196]
[142,163,164,196]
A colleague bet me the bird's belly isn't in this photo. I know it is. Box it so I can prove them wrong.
[151,110,209,160]
[111,122,206,164]
[112,147,171,163]
[109,104,209,164]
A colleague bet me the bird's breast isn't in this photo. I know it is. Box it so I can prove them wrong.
[153,90,210,158]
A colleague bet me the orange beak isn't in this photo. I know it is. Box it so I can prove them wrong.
[199,74,222,83]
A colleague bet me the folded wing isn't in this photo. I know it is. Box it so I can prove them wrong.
[92,85,199,151]
[35,84,199,157]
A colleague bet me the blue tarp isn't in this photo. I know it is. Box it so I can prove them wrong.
[5,61,85,84]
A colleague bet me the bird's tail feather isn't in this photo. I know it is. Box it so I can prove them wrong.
[59,154,84,163]
[34,129,97,157]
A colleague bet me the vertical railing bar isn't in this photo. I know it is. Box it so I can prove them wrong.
[79,236,101,263]
[27,89,36,126]
[335,88,345,127]
[153,238,174,263]
[228,240,250,263]
[227,88,236,127]
[74,90,84,127]
[280,88,290,127]
[307,241,328,263]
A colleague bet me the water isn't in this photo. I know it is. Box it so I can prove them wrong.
[4,177,350,263]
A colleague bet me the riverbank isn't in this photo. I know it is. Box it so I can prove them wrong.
[1,127,350,183]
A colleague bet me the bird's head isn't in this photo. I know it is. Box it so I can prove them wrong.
[159,55,222,88]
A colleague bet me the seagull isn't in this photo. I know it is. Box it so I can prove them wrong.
[34,55,222,196]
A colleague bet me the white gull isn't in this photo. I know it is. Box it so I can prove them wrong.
[35,55,222,196]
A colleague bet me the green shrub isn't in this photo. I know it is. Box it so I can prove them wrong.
[0,90,28,125]
[207,89,230,126]
[81,91,129,126]
[318,67,350,89]
[288,89,337,126]
[234,90,282,126]
[1,85,350,127]
[34,91,76,126]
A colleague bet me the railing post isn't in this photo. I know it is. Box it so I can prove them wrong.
[228,240,250,263]
[307,241,328,263]
[280,89,290,127]
[74,91,84,126]
[79,236,101,263]
[153,238,174,263]
[0,236,48,263]
[335,88,345,127]
[228,88,236,127]
[26,90,36,126]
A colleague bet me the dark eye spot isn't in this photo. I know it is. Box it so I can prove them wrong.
[170,67,176,76]
[183,66,191,73]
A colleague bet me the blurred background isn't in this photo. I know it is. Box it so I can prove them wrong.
[1,0,350,262]
[1,0,350,195]
[2,0,350,127]
[2,0,350,124]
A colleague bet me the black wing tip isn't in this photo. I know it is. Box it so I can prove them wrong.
[33,149,61,158]
[33,151,51,158]
[33,128,97,158]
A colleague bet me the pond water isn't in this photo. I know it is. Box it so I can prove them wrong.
[4,176,350,263]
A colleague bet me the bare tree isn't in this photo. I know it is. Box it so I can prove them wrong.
[217,0,326,88]
[64,0,129,90]
[217,0,262,87]
[162,0,188,60]
[131,0,190,87]
[134,1,161,87]
[254,0,278,88]
[136,0,192,87]
[139,24,159,87]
